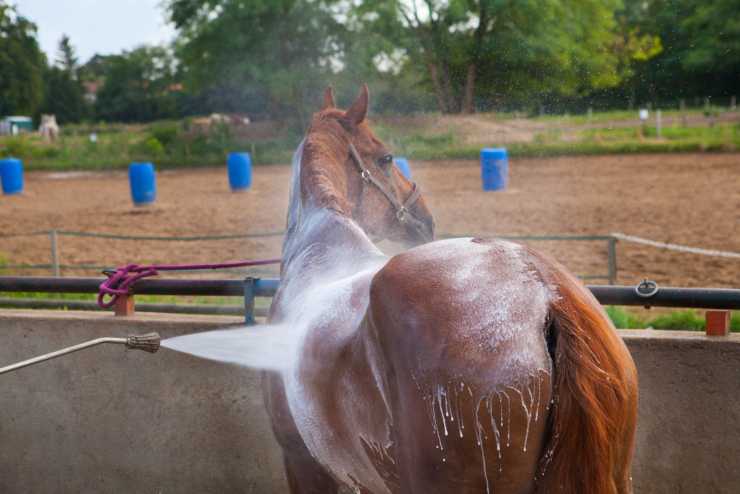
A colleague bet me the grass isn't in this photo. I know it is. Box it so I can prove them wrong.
[1,109,738,171]
[606,307,740,332]
[0,121,298,171]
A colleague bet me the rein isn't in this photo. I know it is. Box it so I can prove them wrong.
[347,142,426,232]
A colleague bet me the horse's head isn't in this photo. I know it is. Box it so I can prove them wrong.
[300,84,434,247]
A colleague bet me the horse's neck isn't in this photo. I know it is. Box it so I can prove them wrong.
[281,208,384,287]
[281,139,384,287]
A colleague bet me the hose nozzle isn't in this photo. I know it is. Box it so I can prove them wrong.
[1,332,162,376]
[125,332,161,353]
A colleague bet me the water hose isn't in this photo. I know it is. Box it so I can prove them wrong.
[0,333,160,375]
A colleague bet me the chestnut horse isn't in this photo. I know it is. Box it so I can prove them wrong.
[263,85,638,494]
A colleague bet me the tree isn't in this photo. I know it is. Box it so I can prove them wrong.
[56,34,79,76]
[167,0,345,123]
[0,2,46,116]
[616,0,740,105]
[42,67,87,123]
[354,0,625,113]
[41,35,86,123]
[679,0,740,96]
[94,45,178,122]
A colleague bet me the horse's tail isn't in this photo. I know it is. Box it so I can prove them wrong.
[536,268,638,494]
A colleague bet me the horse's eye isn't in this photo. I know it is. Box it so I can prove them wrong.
[377,154,393,166]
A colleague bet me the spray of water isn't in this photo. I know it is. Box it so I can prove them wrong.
[160,139,385,373]
[161,323,303,372]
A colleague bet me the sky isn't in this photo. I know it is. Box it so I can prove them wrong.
[15,0,175,64]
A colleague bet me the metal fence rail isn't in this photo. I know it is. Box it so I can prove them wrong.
[1,277,738,324]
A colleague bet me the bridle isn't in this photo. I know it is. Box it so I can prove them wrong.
[347,142,429,234]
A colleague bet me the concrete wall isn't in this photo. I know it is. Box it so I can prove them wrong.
[626,330,740,494]
[1,311,739,493]
[0,310,288,494]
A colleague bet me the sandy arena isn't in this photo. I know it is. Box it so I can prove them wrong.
[1,153,738,288]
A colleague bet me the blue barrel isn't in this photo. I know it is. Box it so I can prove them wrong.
[227,152,252,191]
[0,158,24,195]
[481,148,509,191]
[129,162,156,205]
[395,157,412,179]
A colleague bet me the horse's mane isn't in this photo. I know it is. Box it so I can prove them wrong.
[299,108,352,217]
[283,109,353,263]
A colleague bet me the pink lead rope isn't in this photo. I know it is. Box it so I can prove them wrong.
[97,258,282,309]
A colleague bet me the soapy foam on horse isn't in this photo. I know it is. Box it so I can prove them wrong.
[162,141,555,494]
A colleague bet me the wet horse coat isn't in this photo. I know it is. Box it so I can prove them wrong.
[264,86,637,494]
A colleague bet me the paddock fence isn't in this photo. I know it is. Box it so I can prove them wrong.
[1,229,739,328]
[1,229,618,281]
[0,276,738,327]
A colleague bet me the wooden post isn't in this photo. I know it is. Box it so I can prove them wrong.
[114,294,135,317]
[49,230,60,277]
[731,95,737,111]
[656,109,662,138]
[705,310,730,336]
[607,237,618,285]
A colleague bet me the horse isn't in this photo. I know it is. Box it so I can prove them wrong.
[39,114,59,142]
[263,85,638,494]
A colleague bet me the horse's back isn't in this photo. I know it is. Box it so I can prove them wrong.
[368,238,555,493]
[372,237,553,376]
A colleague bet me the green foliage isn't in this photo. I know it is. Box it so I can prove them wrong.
[616,0,740,106]
[3,109,738,170]
[606,307,647,329]
[94,46,178,122]
[167,0,344,121]
[56,34,78,72]
[149,122,179,149]
[137,137,165,158]
[41,67,87,123]
[680,0,740,73]
[353,0,626,113]
[607,307,740,333]
[649,310,705,331]
[2,0,737,124]
[0,136,32,156]
[40,35,87,123]
[0,3,46,116]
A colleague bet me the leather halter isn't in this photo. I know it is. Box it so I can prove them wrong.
[347,142,428,233]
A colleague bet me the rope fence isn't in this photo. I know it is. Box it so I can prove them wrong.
[611,232,740,259]
[1,229,738,284]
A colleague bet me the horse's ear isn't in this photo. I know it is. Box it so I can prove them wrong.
[343,84,369,127]
[322,86,336,110]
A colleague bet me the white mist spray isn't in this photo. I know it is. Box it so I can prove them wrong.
[161,323,303,372]
[160,139,386,374]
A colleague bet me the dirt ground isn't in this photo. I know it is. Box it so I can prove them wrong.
[1,153,738,288]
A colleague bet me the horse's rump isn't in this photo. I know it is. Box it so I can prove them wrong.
[367,238,555,493]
